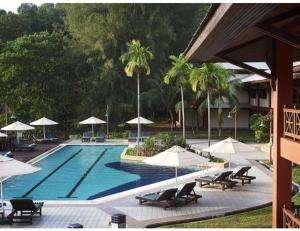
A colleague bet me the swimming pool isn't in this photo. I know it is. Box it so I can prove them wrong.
[4,145,201,200]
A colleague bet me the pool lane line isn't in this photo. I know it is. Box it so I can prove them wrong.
[64,148,108,198]
[22,148,83,198]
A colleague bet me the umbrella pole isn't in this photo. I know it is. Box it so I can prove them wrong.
[92,124,94,137]
[229,153,231,170]
[1,178,3,213]
[175,167,178,188]
[43,125,46,139]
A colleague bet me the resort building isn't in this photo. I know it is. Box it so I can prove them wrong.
[184,3,300,228]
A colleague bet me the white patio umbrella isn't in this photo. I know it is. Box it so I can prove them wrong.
[1,121,35,144]
[126,116,154,125]
[203,137,256,169]
[0,155,40,213]
[30,117,58,139]
[126,116,154,155]
[143,145,209,187]
[0,132,7,138]
[79,116,106,137]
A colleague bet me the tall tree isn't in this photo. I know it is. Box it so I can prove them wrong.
[120,40,153,155]
[164,55,192,140]
[190,63,230,145]
[0,31,87,135]
[60,4,208,128]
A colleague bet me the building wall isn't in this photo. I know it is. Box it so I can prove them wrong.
[235,88,249,103]
[183,108,249,128]
[210,108,249,128]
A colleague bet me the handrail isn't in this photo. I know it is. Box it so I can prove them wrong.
[283,107,300,141]
[283,207,300,228]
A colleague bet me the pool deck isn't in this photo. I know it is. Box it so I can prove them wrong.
[2,139,272,228]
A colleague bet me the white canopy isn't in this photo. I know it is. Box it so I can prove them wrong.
[0,155,40,212]
[126,116,154,125]
[79,116,106,137]
[143,145,208,186]
[30,117,58,126]
[30,117,58,139]
[0,132,7,138]
[144,145,208,167]
[1,121,35,131]
[79,116,106,124]
[203,137,256,169]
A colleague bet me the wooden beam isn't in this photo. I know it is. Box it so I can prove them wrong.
[256,23,300,50]
[218,36,268,56]
[216,53,273,79]
[258,6,300,25]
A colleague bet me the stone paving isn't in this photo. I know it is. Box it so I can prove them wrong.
[2,139,272,228]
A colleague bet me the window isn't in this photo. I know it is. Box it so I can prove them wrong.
[259,89,267,99]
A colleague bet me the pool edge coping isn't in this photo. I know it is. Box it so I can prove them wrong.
[4,142,217,205]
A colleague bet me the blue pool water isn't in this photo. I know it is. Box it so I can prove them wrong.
[4,145,200,200]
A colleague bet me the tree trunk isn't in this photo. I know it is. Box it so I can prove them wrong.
[196,111,199,133]
[169,109,174,132]
[180,86,186,140]
[207,90,211,146]
[218,96,223,137]
[137,72,141,156]
[218,106,222,137]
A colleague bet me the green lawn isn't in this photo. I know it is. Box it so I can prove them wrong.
[163,206,272,228]
[293,166,300,185]
[163,166,300,228]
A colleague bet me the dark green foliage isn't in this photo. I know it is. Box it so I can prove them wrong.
[208,154,224,163]
[0,3,210,135]
[249,114,270,143]
[126,133,187,157]
[0,31,88,136]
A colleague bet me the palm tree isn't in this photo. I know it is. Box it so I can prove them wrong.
[120,40,154,155]
[164,55,192,140]
[190,63,230,146]
[214,77,240,137]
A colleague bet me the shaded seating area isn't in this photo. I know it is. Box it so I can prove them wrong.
[231,166,256,185]
[8,199,44,225]
[82,131,92,142]
[142,131,152,140]
[33,133,59,143]
[135,188,177,210]
[95,132,106,142]
[128,131,138,142]
[12,140,37,152]
[195,171,237,191]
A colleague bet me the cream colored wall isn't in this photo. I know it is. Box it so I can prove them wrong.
[235,88,249,103]
[210,109,249,128]
[182,108,249,128]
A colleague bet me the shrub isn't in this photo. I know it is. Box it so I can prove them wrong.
[125,133,187,157]
[249,114,269,143]
[208,154,224,163]
[126,147,137,156]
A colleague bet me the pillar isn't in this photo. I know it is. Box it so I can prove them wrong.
[272,40,293,228]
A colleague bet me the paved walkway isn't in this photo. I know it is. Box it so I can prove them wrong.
[3,139,272,228]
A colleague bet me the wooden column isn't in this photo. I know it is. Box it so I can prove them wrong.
[272,40,293,228]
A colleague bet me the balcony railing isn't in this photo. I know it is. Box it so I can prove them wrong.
[283,107,300,141]
[283,207,300,228]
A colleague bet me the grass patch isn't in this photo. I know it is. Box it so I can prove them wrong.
[163,206,272,228]
[293,194,300,204]
[293,166,300,185]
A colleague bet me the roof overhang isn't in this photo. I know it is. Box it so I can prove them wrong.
[184,3,300,79]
